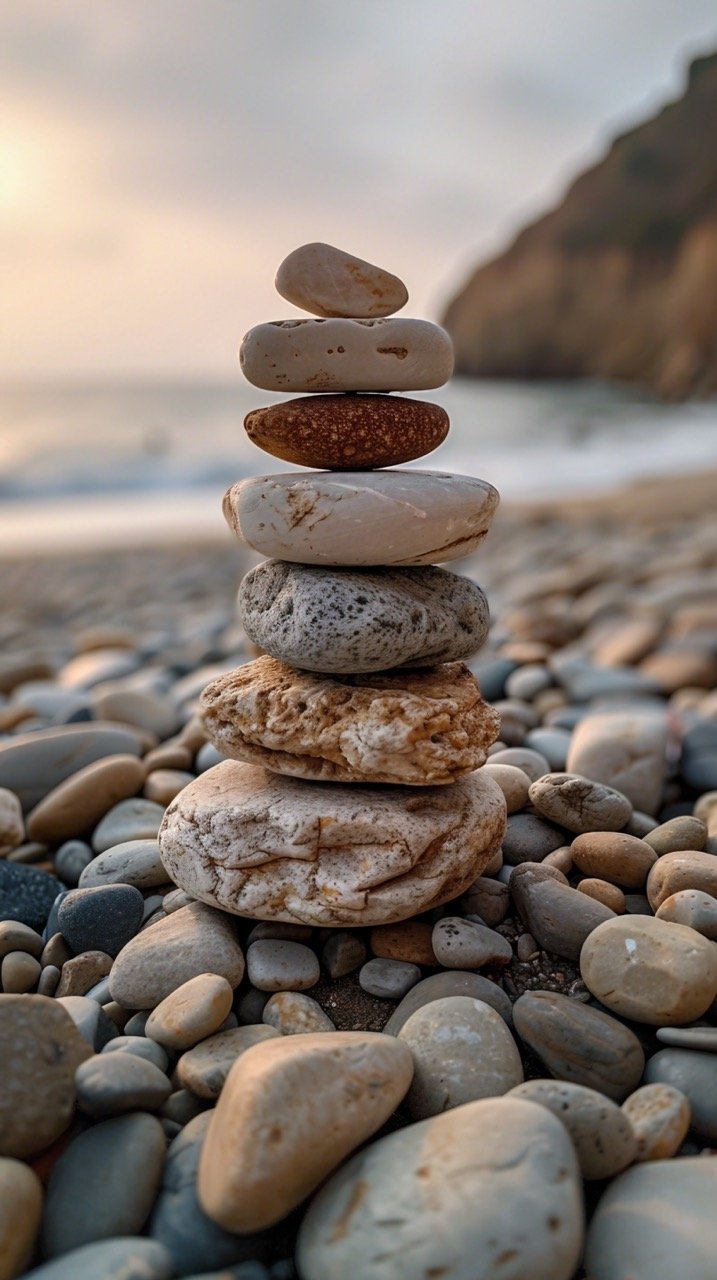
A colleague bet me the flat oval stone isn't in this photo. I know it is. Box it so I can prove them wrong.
[0,1156,43,1278]
[644,815,708,855]
[176,1025,280,1099]
[644,1048,717,1141]
[431,917,512,968]
[224,470,499,567]
[529,772,632,833]
[145,973,234,1049]
[200,657,500,786]
[239,317,454,393]
[1,949,40,993]
[571,831,657,888]
[383,970,513,1035]
[488,746,550,782]
[58,884,144,957]
[26,754,146,844]
[22,1238,173,1280]
[510,863,615,961]
[274,242,409,317]
[584,1157,717,1280]
[0,723,145,811]
[512,989,645,1101]
[296,1096,583,1280]
[358,957,420,999]
[510,1079,637,1179]
[75,1053,172,1118]
[246,941,320,993]
[656,1025,717,1052]
[197,1032,414,1232]
[621,1082,691,1160]
[580,916,717,1025]
[0,920,44,959]
[159,761,506,928]
[109,901,245,1010]
[79,839,167,889]
[646,849,717,911]
[480,762,531,812]
[102,1035,170,1072]
[262,992,335,1035]
[655,888,717,939]
[398,996,523,1118]
[501,812,566,864]
[244,394,447,469]
[92,798,165,853]
[0,994,92,1157]
[238,561,490,674]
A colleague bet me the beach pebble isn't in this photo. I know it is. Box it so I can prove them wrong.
[54,839,93,885]
[176,1025,280,1100]
[145,974,234,1048]
[0,1157,43,1279]
[92,798,165,852]
[262,992,335,1035]
[109,902,245,1010]
[1,949,41,993]
[0,920,43,959]
[296,1096,582,1280]
[201,657,499,787]
[21,1238,173,1280]
[358,958,421,999]
[0,994,91,1157]
[55,949,112,998]
[75,1052,172,1118]
[102,1035,170,1072]
[645,1049,717,1141]
[383,969,513,1034]
[459,877,510,927]
[0,723,144,811]
[529,772,632,833]
[238,561,490,674]
[57,994,118,1050]
[584,1157,717,1280]
[512,989,645,1100]
[159,761,505,928]
[369,921,436,966]
[510,863,615,960]
[580,915,717,1024]
[144,769,194,806]
[58,884,143,957]
[431,917,512,968]
[0,788,23,856]
[501,811,566,864]
[525,727,571,769]
[644,815,708,854]
[656,1025,717,1051]
[0,862,63,932]
[510,1079,637,1179]
[480,762,531,811]
[274,242,409,317]
[655,888,717,938]
[59,648,139,690]
[398,996,523,1118]
[244,394,447,469]
[92,689,181,740]
[577,878,626,913]
[25,754,145,844]
[487,745,550,781]
[566,712,667,814]
[646,849,717,911]
[239,317,453,393]
[41,1112,166,1257]
[571,831,657,887]
[197,1032,414,1232]
[79,839,168,889]
[621,1082,691,1160]
[321,931,367,978]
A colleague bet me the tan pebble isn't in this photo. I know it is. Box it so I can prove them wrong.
[197,1031,414,1231]
[510,1079,637,1180]
[566,712,667,815]
[622,1083,691,1160]
[694,791,717,827]
[481,763,531,813]
[109,901,245,1010]
[143,769,194,805]
[161,887,195,914]
[483,846,503,876]
[532,688,567,717]
[145,973,234,1050]
[0,1156,43,1280]
[275,242,409,318]
[369,922,437,966]
[580,915,717,1025]
[26,754,146,844]
[0,789,24,856]
[262,991,335,1035]
[103,1001,130,1029]
[645,816,708,855]
[641,646,717,692]
[73,626,136,652]
[0,994,92,1157]
[177,718,207,753]
[91,689,180,740]
[4,843,48,865]
[543,846,574,875]
[647,849,717,911]
[0,922,43,960]
[142,742,193,772]
[1,952,41,994]
[655,889,717,940]
[0,706,35,733]
[54,950,113,998]
[577,878,626,914]
[571,831,657,888]
[40,933,71,970]
[177,1024,280,1100]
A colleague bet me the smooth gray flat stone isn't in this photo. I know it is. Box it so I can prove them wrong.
[0,723,144,810]
[24,1238,173,1280]
[383,970,513,1034]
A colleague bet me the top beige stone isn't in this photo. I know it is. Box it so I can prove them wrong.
[275,242,408,318]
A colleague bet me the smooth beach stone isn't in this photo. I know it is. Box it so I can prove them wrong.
[487,745,550,782]
[41,1113,166,1258]
[197,1032,414,1232]
[25,755,146,845]
[145,974,234,1049]
[274,242,409,317]
[22,1238,173,1280]
[398,997,523,1119]
[144,769,194,806]
[246,941,320,993]
[529,772,632,833]
[92,798,165,853]
[656,1025,717,1052]
[54,949,113,998]
[510,1079,637,1180]
[645,1049,717,1141]
[584,1157,717,1280]
[244,394,448,469]
[566,712,667,815]
[578,878,626,914]
[510,863,615,961]
[656,888,717,939]
[92,689,181,740]
[109,902,245,1010]
[647,849,717,911]
[644,815,708,855]
[480,762,531,812]
[262,992,335,1035]
[200,657,500,787]
[176,1025,280,1100]
[56,994,118,1050]
[75,1052,172,1118]
[239,317,454,393]
[59,648,139,691]
[224,470,498,566]
[54,839,93,885]
[580,916,717,1025]
[0,994,91,1157]
[1,950,41,993]
[58,884,144,957]
[149,1113,272,1277]
[621,1083,691,1160]
[0,920,43,960]
[369,921,437,966]
[79,839,167,889]
[102,1036,170,1073]
[512,990,645,1101]
[238,561,489,675]
[571,831,657,888]
[459,877,510,927]
[431,917,512,968]
[296,1096,582,1280]
[0,788,23,856]
[358,958,421,999]
[0,862,62,932]
[158,762,506,928]
[321,931,367,978]
[0,1157,43,1280]
[0,723,144,811]
[383,970,513,1035]
[501,812,566,864]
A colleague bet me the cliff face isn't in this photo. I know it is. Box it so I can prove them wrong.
[442,52,717,399]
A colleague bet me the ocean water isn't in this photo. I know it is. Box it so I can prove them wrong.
[0,377,715,552]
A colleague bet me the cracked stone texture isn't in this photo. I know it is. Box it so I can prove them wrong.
[239,317,454,393]
[200,656,500,786]
[237,561,490,675]
[159,760,507,927]
[223,469,499,566]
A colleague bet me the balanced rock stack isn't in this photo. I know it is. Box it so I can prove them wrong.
[160,244,507,927]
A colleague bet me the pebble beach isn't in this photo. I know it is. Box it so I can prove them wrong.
[1,241,716,1280]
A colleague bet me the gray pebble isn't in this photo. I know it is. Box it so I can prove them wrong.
[513,989,645,1101]
[384,970,513,1035]
[321,931,367,979]
[358,957,421,999]
[246,940,320,992]
[84,975,113,1004]
[431,917,512,969]
[75,1052,172,1118]
[459,877,510,927]
[645,1049,717,1141]
[236,987,270,1025]
[525,727,572,770]
[510,1078,637,1179]
[529,772,632,833]
[488,746,551,782]
[92,799,166,853]
[22,1237,173,1280]
[56,994,118,1049]
[102,1034,170,1072]
[79,839,168,889]
[502,812,566,864]
[54,839,94,886]
[196,743,225,773]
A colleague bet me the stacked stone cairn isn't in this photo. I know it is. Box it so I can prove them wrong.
[159,243,507,931]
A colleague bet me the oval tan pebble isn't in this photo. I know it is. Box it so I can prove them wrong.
[25,754,146,845]
[159,761,506,928]
[0,994,92,1158]
[621,1083,691,1160]
[197,1031,414,1232]
[480,762,531,812]
[200,657,500,787]
[144,973,234,1050]
[510,1079,637,1180]
[0,1157,43,1279]
[580,915,717,1025]
[647,849,717,911]
[577,878,626,913]
[644,816,708,855]
[176,1024,280,1100]
[1,950,41,993]
[109,901,245,1010]
[244,394,448,469]
[655,888,717,939]
[275,242,409,318]
[143,769,194,806]
[369,921,437,966]
[239,317,454,393]
[571,831,657,889]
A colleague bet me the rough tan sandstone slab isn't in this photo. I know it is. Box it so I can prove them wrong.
[200,657,500,786]
[275,242,409,317]
[159,761,506,927]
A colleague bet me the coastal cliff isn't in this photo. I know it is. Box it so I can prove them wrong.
[442,52,717,399]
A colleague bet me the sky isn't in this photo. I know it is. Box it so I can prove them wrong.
[1,0,716,379]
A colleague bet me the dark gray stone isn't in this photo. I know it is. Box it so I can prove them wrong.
[501,812,566,865]
[358,958,421,999]
[383,969,513,1035]
[0,863,63,932]
[510,863,615,961]
[513,990,645,1101]
[75,1053,172,1118]
[645,1049,717,1142]
[24,1237,172,1280]
[58,884,144,957]
[54,840,94,886]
